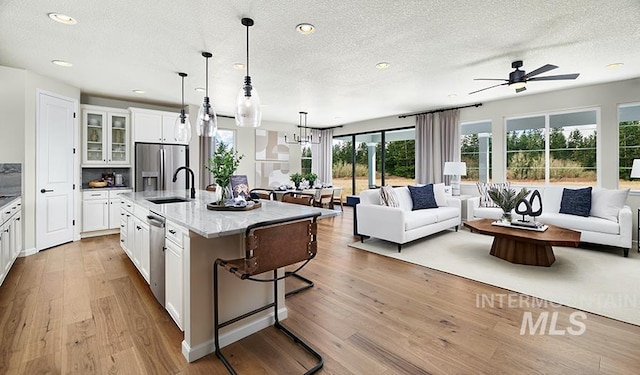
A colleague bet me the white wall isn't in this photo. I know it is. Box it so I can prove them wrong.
[0,66,26,163]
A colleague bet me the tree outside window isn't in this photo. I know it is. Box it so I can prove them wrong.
[461,121,491,183]
[618,103,640,189]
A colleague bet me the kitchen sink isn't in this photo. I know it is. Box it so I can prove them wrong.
[146,197,191,204]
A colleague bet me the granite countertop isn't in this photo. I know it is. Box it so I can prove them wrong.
[120,190,340,239]
[0,196,20,217]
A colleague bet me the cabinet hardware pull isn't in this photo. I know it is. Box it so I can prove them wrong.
[136,226,141,230]
[91,194,101,196]
[168,229,176,234]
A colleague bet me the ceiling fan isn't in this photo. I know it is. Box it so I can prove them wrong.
[469,60,580,95]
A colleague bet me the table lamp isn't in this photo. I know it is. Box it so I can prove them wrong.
[443,161,467,196]
[631,159,640,179]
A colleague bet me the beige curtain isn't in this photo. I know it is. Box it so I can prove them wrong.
[415,109,460,184]
[440,109,460,185]
[311,128,334,185]
[415,113,435,183]
[199,136,213,189]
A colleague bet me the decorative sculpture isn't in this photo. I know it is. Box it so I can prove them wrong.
[514,189,543,225]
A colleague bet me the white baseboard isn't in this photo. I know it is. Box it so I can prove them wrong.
[80,229,119,239]
[182,306,288,362]
[19,247,37,257]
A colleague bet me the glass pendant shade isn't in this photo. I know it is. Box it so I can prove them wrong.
[197,96,217,137]
[235,18,261,128]
[235,79,261,127]
[174,72,192,143]
[174,112,192,143]
[197,52,217,137]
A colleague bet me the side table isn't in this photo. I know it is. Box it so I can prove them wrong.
[450,194,473,221]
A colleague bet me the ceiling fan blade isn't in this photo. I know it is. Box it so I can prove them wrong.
[524,64,558,79]
[474,78,509,81]
[516,86,527,93]
[528,73,580,81]
[468,82,508,95]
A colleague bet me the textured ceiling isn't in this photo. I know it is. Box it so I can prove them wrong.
[1,0,639,127]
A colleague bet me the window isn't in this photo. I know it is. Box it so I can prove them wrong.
[301,145,312,176]
[506,109,597,186]
[332,127,415,195]
[211,129,236,152]
[383,129,415,187]
[618,103,640,189]
[460,121,491,183]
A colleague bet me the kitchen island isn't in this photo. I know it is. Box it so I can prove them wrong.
[120,190,338,362]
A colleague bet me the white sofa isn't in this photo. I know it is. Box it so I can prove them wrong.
[466,186,632,257]
[356,186,461,251]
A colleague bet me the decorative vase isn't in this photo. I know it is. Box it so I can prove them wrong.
[501,211,513,223]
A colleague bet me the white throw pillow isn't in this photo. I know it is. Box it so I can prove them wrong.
[590,188,629,222]
[379,185,400,207]
[433,183,448,206]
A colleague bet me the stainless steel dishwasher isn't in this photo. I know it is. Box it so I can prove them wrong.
[147,211,166,307]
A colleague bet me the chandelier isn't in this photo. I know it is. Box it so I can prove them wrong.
[285,111,320,145]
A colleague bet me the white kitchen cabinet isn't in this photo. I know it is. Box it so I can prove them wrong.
[82,105,130,166]
[133,217,150,283]
[165,220,186,330]
[109,190,132,230]
[0,197,22,287]
[82,191,109,232]
[130,107,186,145]
[82,189,132,234]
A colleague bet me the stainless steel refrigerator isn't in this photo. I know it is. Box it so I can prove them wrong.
[135,143,189,192]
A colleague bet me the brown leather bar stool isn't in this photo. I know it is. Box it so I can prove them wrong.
[213,213,323,374]
[279,191,318,296]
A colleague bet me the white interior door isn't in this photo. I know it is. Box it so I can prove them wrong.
[36,92,75,251]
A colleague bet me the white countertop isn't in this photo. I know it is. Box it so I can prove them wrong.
[121,190,340,239]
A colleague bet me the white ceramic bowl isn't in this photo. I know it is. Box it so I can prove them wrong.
[114,120,123,127]
[88,118,98,125]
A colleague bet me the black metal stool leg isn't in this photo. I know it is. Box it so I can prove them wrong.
[213,262,238,375]
[285,271,314,297]
[273,270,324,374]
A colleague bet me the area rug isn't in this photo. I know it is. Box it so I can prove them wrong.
[348,229,640,326]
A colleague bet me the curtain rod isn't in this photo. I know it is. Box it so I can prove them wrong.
[398,103,483,118]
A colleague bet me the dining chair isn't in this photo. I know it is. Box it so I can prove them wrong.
[249,187,275,200]
[313,188,333,209]
[282,191,315,206]
[213,213,323,374]
[331,187,344,211]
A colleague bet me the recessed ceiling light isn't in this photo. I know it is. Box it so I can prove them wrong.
[606,63,624,69]
[132,89,146,94]
[51,60,72,67]
[48,12,77,25]
[448,94,457,98]
[194,87,206,92]
[376,62,391,69]
[233,63,246,70]
[296,23,315,34]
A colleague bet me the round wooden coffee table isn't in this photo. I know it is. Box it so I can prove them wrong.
[464,219,581,267]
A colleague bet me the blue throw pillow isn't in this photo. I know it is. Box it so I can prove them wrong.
[408,184,438,210]
[559,187,592,217]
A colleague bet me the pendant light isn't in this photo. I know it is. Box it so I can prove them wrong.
[235,18,261,128]
[197,51,217,137]
[285,112,320,145]
[174,72,192,143]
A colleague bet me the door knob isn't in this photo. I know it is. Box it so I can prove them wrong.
[40,188,53,193]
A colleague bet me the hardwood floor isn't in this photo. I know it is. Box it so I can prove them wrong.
[1,207,639,374]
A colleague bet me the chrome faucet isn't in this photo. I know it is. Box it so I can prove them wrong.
[172,166,195,199]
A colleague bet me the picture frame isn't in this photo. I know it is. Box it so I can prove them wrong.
[230,175,249,198]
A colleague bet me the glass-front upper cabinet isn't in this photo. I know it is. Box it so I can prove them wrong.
[82,105,130,166]
[108,112,129,165]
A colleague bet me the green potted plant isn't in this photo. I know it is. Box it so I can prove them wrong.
[290,172,304,190]
[488,186,529,222]
[304,172,318,187]
[205,142,244,203]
